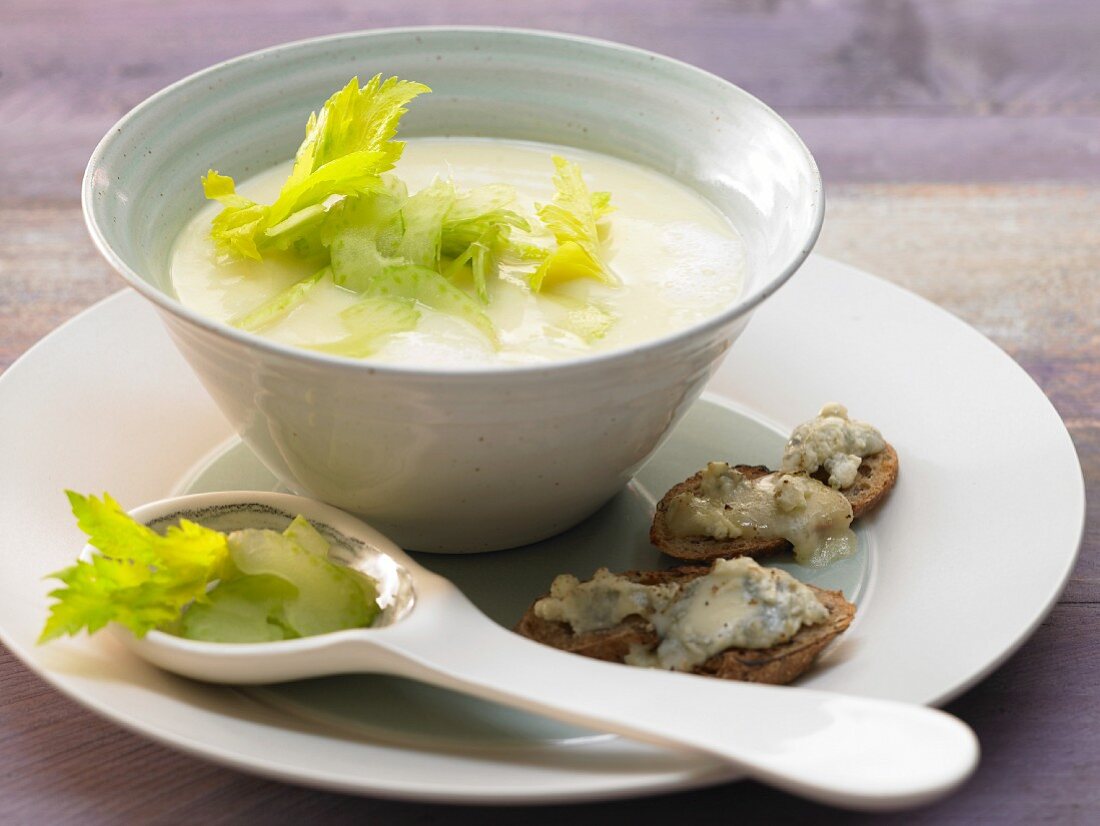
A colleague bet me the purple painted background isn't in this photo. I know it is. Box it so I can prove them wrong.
[1,1,1097,824]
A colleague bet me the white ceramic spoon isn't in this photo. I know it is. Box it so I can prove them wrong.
[103,491,978,811]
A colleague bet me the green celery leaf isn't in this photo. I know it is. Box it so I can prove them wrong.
[528,240,606,293]
[444,224,504,303]
[288,75,430,189]
[40,492,230,642]
[530,157,615,291]
[433,184,530,302]
[41,497,383,643]
[440,184,529,259]
[203,172,271,261]
[261,203,329,258]
[445,183,520,224]
[266,150,390,227]
[204,74,429,262]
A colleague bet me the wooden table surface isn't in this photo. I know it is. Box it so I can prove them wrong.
[1,1,1097,822]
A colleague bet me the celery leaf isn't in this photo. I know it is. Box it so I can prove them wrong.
[529,157,615,291]
[40,492,230,642]
[204,75,429,262]
[41,494,382,643]
[528,240,606,292]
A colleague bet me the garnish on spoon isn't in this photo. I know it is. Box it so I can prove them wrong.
[40,492,379,644]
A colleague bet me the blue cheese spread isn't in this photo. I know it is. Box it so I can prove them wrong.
[664,462,857,566]
[533,558,829,671]
[781,403,886,489]
[533,568,678,633]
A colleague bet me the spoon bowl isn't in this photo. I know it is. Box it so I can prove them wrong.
[101,491,978,811]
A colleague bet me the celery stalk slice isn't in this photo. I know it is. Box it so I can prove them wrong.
[232,268,330,332]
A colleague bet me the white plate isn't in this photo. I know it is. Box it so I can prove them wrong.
[0,255,1083,803]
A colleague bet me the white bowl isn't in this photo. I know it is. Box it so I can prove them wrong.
[82,28,823,551]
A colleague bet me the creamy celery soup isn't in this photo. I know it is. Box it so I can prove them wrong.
[171,138,745,367]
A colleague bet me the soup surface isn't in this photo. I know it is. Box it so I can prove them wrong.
[171,138,746,367]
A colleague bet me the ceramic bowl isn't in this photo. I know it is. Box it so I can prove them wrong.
[82,27,823,552]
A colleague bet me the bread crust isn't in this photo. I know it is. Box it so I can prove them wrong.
[515,566,855,685]
[649,444,898,563]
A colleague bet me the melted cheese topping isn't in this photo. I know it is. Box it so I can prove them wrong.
[664,462,857,567]
[533,568,677,634]
[533,558,829,671]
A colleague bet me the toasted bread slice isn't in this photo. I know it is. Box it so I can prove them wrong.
[650,444,899,562]
[649,465,787,562]
[515,566,855,685]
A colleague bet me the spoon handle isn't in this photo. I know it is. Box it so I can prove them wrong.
[367,585,978,811]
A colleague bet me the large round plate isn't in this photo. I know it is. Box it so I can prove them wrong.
[0,256,1083,803]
